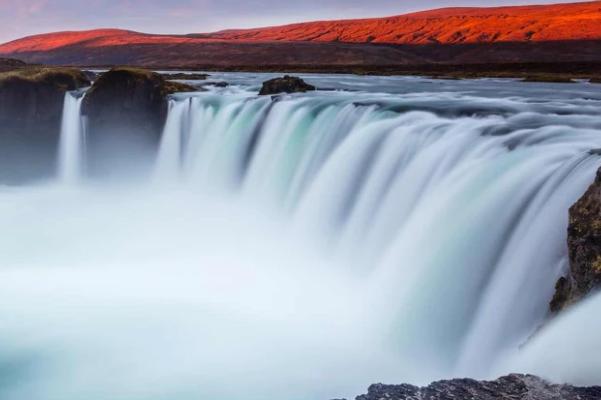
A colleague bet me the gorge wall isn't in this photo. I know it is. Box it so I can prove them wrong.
[0,66,195,182]
[0,67,89,183]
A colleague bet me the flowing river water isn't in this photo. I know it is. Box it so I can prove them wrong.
[1,73,601,399]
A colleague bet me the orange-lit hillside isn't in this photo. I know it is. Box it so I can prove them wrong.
[0,29,201,54]
[209,1,601,44]
[1,0,601,55]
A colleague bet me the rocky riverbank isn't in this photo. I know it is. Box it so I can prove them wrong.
[343,374,601,400]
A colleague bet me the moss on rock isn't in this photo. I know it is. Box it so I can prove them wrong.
[0,67,89,89]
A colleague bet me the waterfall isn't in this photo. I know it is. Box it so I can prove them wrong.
[4,84,601,399]
[149,92,601,377]
[58,91,85,183]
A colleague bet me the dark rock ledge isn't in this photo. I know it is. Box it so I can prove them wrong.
[339,374,601,400]
[81,67,196,178]
[551,167,601,313]
[0,67,90,182]
[81,67,195,139]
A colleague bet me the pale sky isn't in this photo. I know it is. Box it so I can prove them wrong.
[0,0,588,43]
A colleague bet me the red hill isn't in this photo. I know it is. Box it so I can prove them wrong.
[1,1,601,68]
[209,1,601,44]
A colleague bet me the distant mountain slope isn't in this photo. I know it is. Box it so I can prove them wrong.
[1,1,601,68]
[208,1,601,44]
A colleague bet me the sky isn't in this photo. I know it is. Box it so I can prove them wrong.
[0,0,584,43]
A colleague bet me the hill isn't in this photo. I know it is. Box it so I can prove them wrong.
[1,1,600,69]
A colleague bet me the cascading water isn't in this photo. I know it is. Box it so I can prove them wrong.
[3,76,601,399]
[57,91,86,183]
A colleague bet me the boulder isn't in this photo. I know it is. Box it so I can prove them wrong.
[259,75,316,95]
[0,67,90,183]
[352,374,601,400]
[81,67,194,179]
[551,166,601,312]
[210,81,229,88]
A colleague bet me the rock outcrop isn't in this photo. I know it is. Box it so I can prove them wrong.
[259,75,316,96]
[551,167,601,312]
[350,374,601,400]
[0,67,90,183]
[81,67,194,179]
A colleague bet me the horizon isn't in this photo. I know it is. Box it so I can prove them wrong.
[0,0,593,43]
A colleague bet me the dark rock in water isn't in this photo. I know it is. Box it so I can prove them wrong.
[551,167,601,313]
[0,67,90,183]
[81,67,194,179]
[210,81,229,88]
[259,75,316,95]
[354,374,601,400]
[160,72,209,80]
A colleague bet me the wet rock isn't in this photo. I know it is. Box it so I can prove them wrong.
[0,67,90,183]
[354,374,601,400]
[551,167,601,312]
[209,81,229,88]
[259,75,316,95]
[81,67,194,179]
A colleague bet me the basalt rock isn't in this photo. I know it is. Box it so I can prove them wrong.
[81,67,195,179]
[259,75,316,95]
[551,167,601,313]
[351,374,601,400]
[0,67,89,183]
